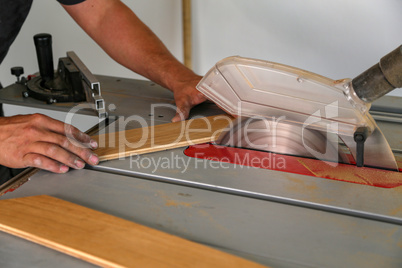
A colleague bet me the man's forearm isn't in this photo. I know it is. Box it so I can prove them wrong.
[62,0,195,93]
[62,0,207,122]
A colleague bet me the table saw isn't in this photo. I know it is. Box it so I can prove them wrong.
[0,36,401,267]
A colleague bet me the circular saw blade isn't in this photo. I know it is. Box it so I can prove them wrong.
[217,117,351,164]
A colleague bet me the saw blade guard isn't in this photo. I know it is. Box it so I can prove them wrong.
[197,56,374,136]
[197,56,398,171]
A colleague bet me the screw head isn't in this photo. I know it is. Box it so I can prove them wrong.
[47,98,57,104]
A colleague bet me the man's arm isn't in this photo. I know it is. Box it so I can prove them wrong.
[61,0,207,122]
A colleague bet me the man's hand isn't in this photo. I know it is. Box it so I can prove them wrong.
[171,75,207,122]
[0,114,99,173]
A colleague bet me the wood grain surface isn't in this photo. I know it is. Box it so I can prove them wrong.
[92,114,234,161]
[0,195,265,268]
[182,0,193,69]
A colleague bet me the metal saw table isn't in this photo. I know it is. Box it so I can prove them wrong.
[0,76,401,268]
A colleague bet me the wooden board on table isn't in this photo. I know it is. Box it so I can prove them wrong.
[0,195,265,268]
[92,114,234,161]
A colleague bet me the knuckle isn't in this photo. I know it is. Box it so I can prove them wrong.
[23,154,62,173]
[30,113,45,123]
[81,132,91,142]
[61,137,71,149]
[63,156,77,168]
[31,155,43,167]
[46,144,59,157]
[74,129,88,142]
[64,124,79,137]
[24,154,42,168]
[64,123,73,134]
[80,148,93,162]
[22,114,47,135]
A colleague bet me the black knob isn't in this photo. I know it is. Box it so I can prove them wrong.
[353,127,368,167]
[11,66,24,82]
[33,33,54,82]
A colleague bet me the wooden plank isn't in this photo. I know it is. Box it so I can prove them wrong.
[0,195,266,268]
[92,114,234,161]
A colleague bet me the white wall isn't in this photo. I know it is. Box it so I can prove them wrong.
[192,0,402,96]
[0,0,182,86]
[1,0,401,97]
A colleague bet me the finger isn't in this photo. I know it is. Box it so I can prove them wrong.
[30,114,98,149]
[27,141,94,169]
[23,119,99,165]
[23,153,70,173]
[27,140,99,169]
[22,126,96,165]
[64,123,98,149]
[60,136,100,166]
[39,131,99,165]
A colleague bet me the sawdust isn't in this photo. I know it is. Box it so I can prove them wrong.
[198,210,229,235]
[296,158,402,188]
[394,185,402,193]
[156,190,199,208]
[282,174,335,204]
[389,206,402,217]
[165,200,199,208]
[396,155,402,170]
[296,159,319,177]
[284,174,318,191]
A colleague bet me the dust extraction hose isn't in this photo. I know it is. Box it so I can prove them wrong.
[352,45,402,103]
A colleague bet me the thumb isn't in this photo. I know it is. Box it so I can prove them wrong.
[171,107,188,122]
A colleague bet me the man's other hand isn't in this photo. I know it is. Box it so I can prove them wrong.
[171,75,207,122]
[0,114,99,173]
